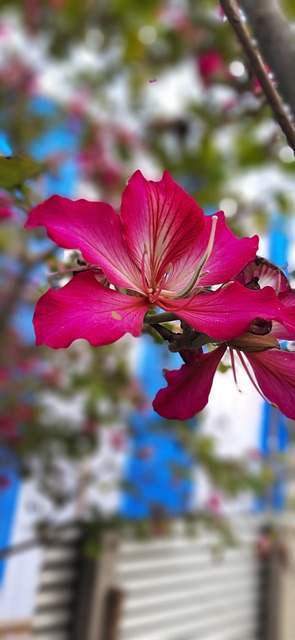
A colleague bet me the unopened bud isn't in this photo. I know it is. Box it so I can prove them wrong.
[249,317,272,336]
[227,332,280,353]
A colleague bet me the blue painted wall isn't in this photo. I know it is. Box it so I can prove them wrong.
[0,96,80,583]
[257,212,290,510]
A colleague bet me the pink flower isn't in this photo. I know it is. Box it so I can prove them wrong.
[0,191,14,221]
[196,49,228,87]
[206,492,223,515]
[109,430,127,451]
[154,258,295,420]
[26,171,284,350]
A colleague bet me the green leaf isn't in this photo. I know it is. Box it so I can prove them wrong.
[0,156,46,190]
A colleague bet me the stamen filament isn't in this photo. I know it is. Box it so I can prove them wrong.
[176,215,218,298]
[141,244,149,295]
[48,265,96,279]
[229,348,241,391]
[149,265,172,304]
[236,351,277,408]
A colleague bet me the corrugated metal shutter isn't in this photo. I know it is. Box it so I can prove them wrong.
[31,519,263,640]
[116,520,261,640]
[32,527,82,640]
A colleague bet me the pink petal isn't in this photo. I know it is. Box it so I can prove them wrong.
[33,271,149,348]
[201,212,259,285]
[0,191,14,220]
[120,170,205,285]
[0,206,13,220]
[26,195,142,291]
[247,350,295,419]
[272,290,295,339]
[168,211,258,292]
[153,346,225,420]
[160,282,287,341]
[236,256,290,292]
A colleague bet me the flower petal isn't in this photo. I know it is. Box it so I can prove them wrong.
[236,256,290,292]
[201,212,259,285]
[120,170,205,284]
[272,290,295,339]
[247,350,295,419]
[168,211,258,292]
[33,271,149,348]
[153,346,225,420]
[26,195,142,291]
[160,282,287,341]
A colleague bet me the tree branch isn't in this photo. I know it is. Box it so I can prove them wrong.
[220,0,295,153]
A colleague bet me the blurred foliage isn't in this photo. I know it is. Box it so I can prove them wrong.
[0,156,46,189]
[0,0,293,539]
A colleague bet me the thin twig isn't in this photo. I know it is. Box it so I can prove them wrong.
[220,0,295,154]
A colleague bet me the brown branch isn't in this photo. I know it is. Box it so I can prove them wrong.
[220,0,295,154]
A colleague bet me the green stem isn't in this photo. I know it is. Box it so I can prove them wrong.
[189,333,214,350]
[144,312,179,325]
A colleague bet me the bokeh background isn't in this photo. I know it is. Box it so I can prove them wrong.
[1,1,295,638]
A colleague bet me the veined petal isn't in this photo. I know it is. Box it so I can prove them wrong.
[201,213,259,286]
[153,346,225,420]
[168,211,258,292]
[160,282,287,341]
[236,256,290,293]
[271,289,295,340]
[272,290,295,340]
[33,271,149,349]
[247,350,295,420]
[26,195,143,291]
[120,170,205,285]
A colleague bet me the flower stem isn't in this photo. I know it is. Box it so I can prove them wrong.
[144,312,179,325]
[189,333,214,350]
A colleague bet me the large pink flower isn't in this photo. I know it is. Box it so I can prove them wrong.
[26,171,283,348]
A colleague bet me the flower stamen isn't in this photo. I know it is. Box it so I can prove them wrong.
[229,347,241,391]
[236,351,278,408]
[141,244,150,295]
[149,264,172,304]
[176,215,218,298]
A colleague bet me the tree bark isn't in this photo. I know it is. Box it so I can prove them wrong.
[239,0,295,119]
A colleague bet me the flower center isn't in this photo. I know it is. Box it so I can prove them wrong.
[148,265,172,303]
